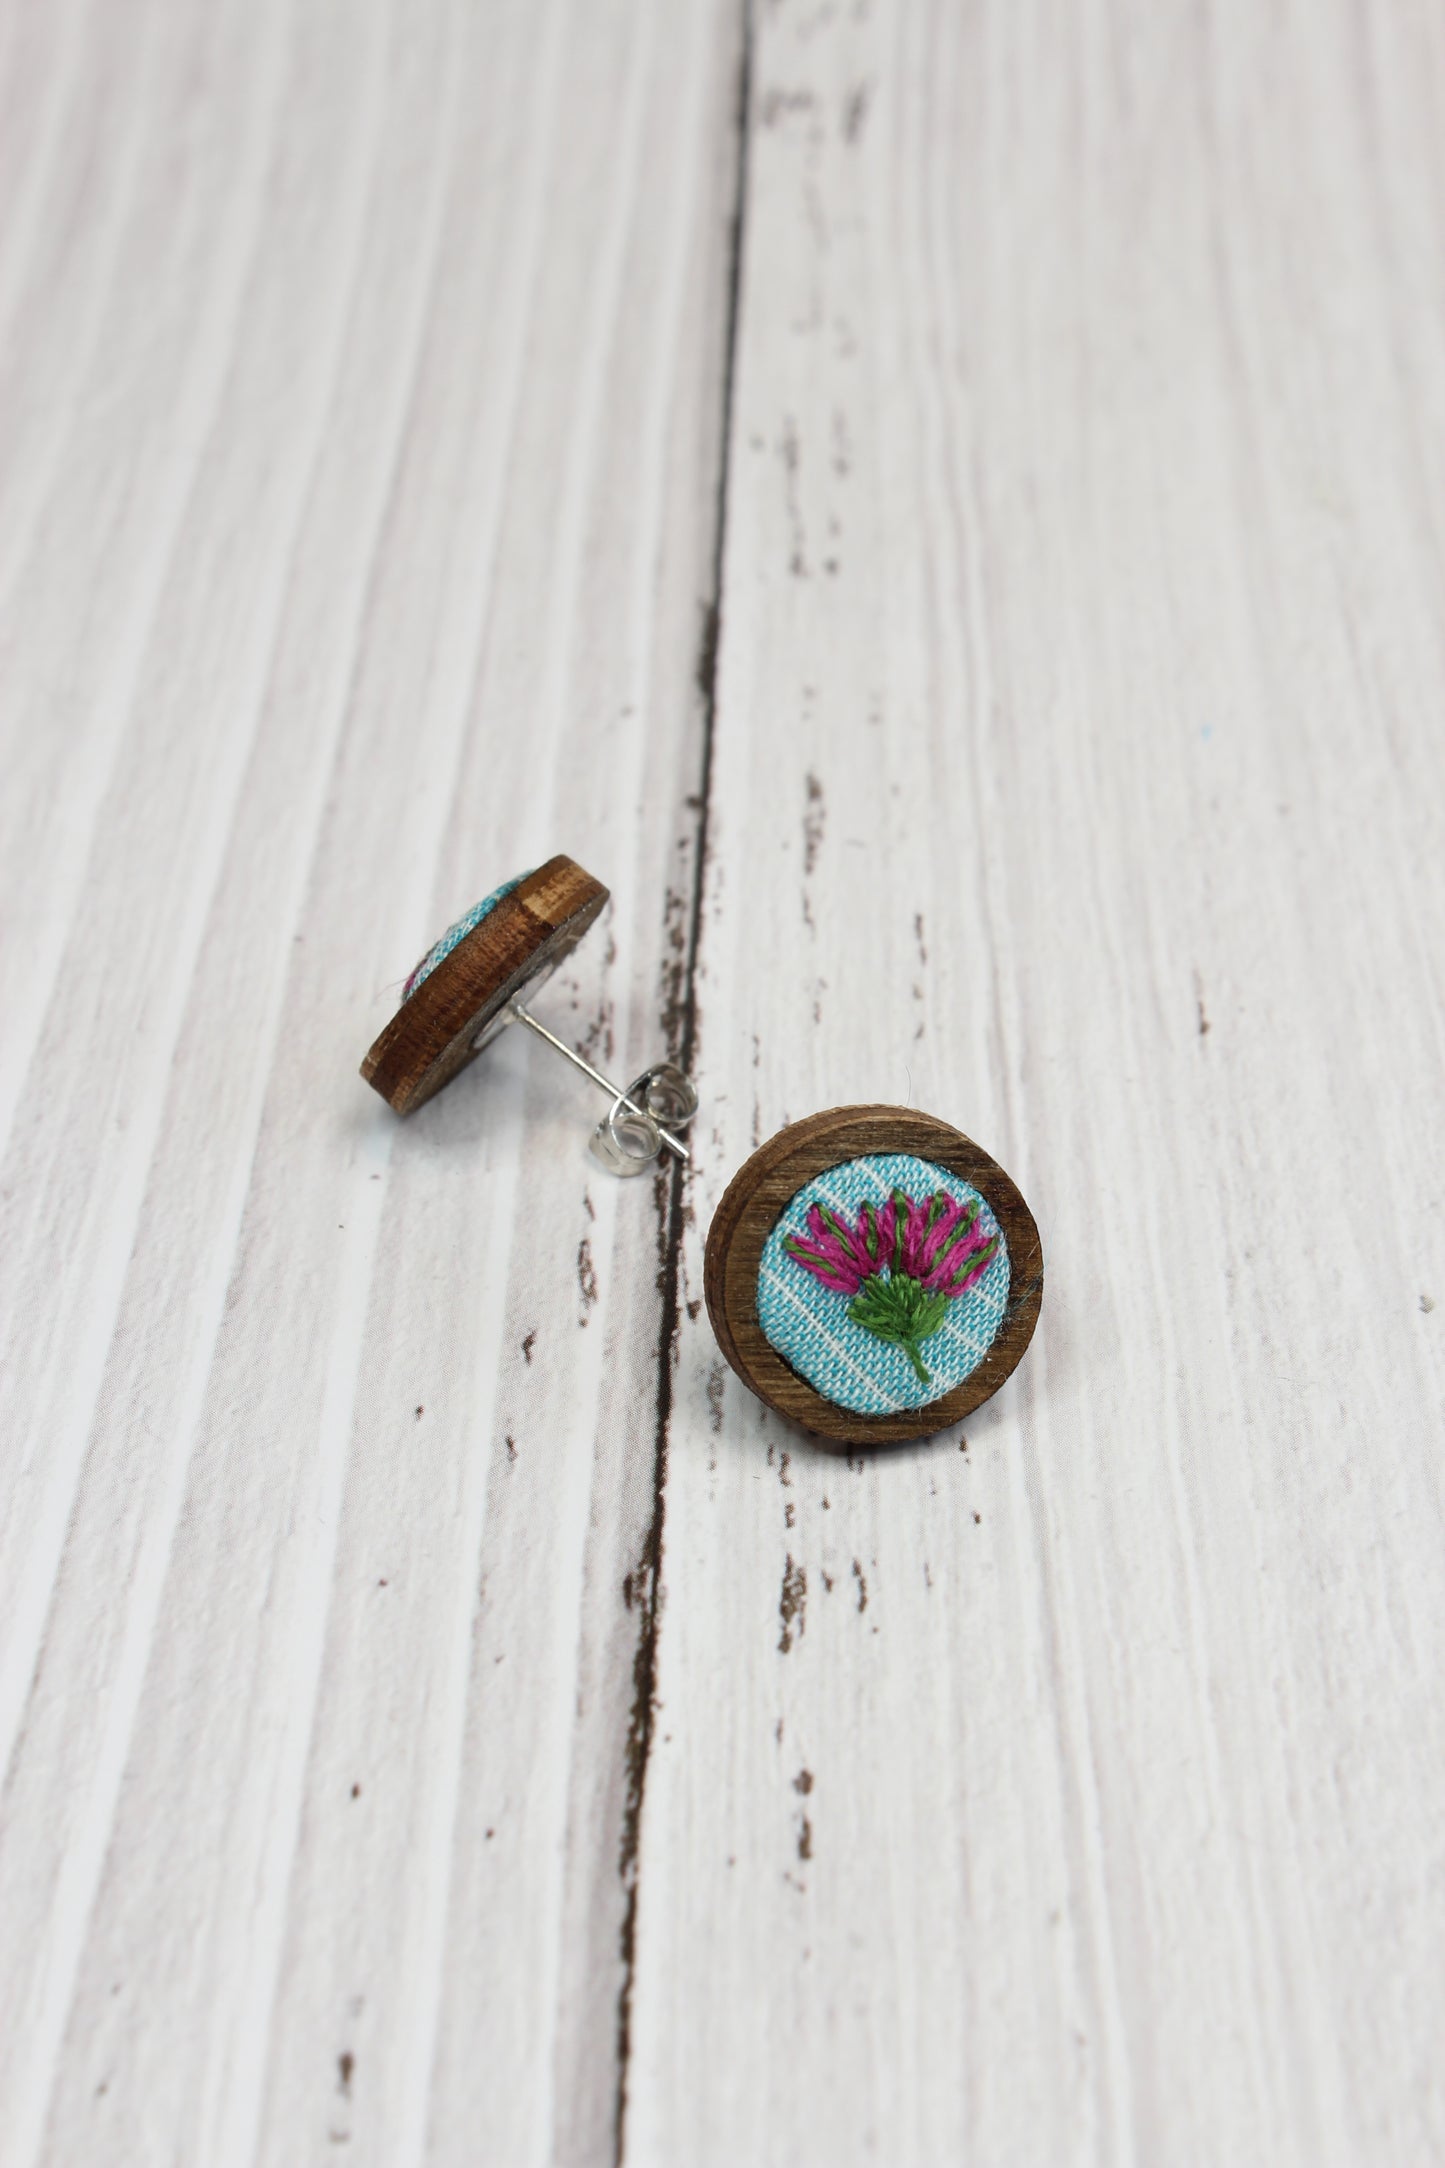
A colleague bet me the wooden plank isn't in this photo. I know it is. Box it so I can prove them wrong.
[6,0,1445,2160]
[0,2,742,2163]
[624,2,1445,2163]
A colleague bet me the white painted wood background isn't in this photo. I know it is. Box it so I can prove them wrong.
[4,0,1445,2159]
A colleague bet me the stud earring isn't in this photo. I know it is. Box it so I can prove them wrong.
[704,1106,1042,1445]
[361,854,698,1175]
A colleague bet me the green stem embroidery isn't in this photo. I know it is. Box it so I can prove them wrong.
[846,1273,949,1385]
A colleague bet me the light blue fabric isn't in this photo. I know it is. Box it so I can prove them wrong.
[756,1152,1010,1415]
[404,871,531,997]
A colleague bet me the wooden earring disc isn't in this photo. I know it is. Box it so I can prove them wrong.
[704,1105,1043,1446]
[361,854,608,1114]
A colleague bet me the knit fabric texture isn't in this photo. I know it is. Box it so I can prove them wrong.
[756,1152,1011,1415]
[403,871,531,999]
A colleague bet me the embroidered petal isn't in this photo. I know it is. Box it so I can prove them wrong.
[929,1232,1000,1296]
[784,1231,866,1295]
[921,1197,984,1281]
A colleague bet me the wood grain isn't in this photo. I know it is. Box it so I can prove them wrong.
[626,5,1445,2166]
[360,854,609,1113]
[4,0,1445,2163]
[0,2,743,2163]
[704,1105,1042,1444]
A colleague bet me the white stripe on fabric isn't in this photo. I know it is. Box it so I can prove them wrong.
[754,1260,893,1415]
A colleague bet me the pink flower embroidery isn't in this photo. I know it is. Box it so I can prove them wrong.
[782,1197,899,1295]
[784,1187,999,1385]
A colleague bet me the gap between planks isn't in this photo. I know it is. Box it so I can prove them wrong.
[612,3,755,2160]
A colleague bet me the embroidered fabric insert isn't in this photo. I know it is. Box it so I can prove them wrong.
[756,1152,1011,1416]
[403,871,532,999]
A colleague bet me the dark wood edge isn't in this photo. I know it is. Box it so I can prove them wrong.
[360,855,609,1114]
[704,1106,1043,1446]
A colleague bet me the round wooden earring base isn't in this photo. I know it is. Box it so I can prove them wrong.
[361,854,609,1114]
[704,1106,1043,1446]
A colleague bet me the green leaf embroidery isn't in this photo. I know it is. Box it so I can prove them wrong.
[846,1273,950,1386]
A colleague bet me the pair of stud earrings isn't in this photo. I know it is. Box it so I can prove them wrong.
[362,855,1043,1445]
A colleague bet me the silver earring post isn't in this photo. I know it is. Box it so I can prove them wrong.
[504,997,697,1176]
